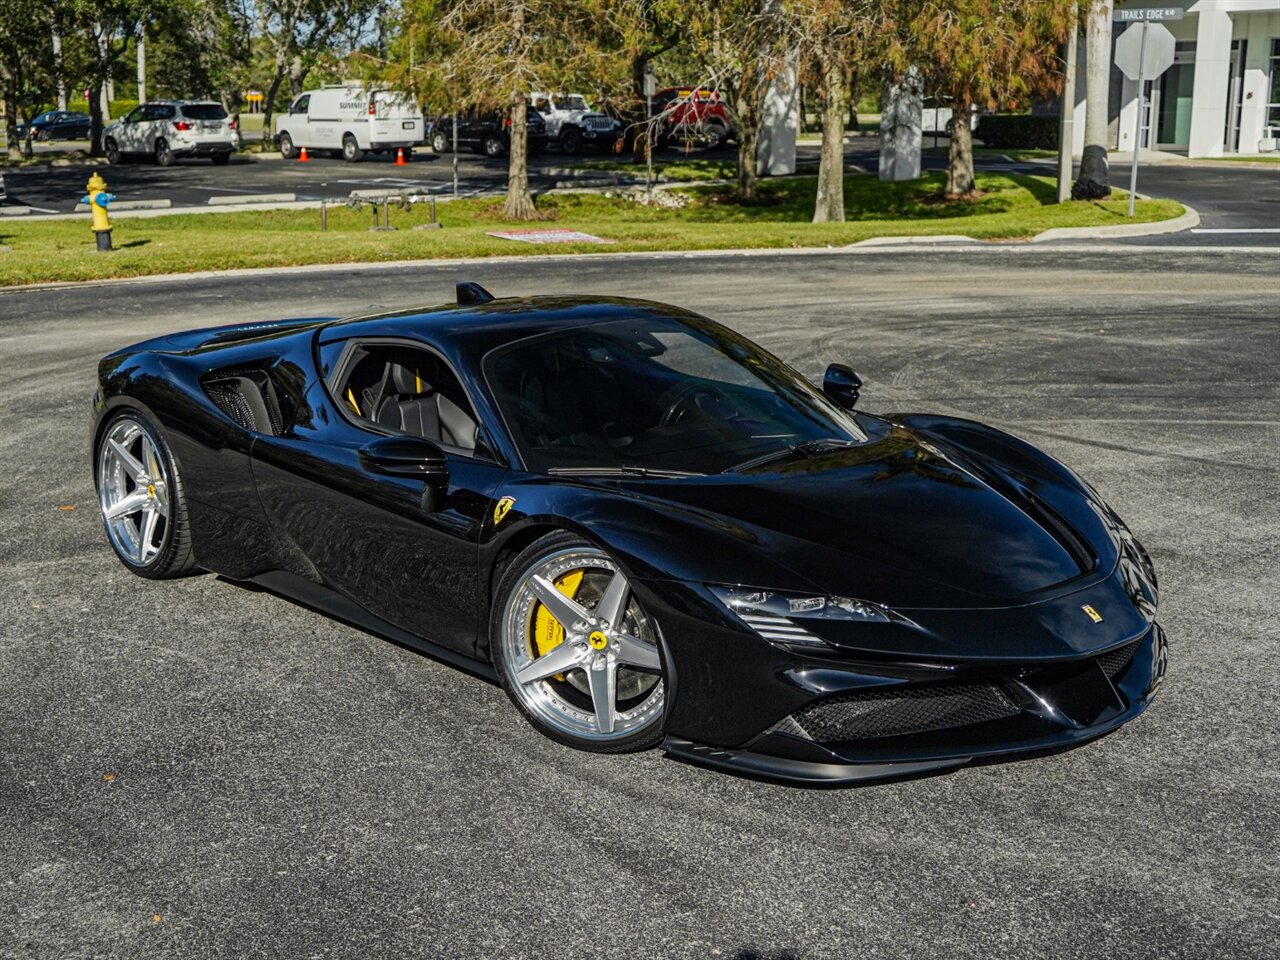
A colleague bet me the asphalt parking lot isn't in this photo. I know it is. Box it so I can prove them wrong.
[1,247,1278,959]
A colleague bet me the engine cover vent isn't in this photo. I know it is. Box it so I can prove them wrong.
[201,366,289,436]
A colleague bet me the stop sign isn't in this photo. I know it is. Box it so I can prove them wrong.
[1114,22,1176,82]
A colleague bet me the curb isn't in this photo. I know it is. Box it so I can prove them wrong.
[1029,204,1199,243]
[850,234,979,248]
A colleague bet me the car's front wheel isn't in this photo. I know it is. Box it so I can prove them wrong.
[482,133,504,157]
[493,532,665,753]
[95,410,196,579]
[104,138,121,165]
[431,130,450,153]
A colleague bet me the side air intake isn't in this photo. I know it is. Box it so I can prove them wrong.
[201,366,290,436]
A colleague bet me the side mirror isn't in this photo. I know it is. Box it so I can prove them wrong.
[822,363,863,410]
[359,435,449,480]
[359,435,450,511]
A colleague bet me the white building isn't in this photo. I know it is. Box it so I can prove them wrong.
[1071,0,1280,157]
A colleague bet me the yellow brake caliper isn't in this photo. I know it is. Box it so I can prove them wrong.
[533,570,585,679]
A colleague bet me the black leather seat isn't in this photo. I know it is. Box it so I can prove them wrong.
[375,362,477,452]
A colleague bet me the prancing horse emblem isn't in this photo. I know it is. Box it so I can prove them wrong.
[493,496,516,526]
[1081,604,1103,623]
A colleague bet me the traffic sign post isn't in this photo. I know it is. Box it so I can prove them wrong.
[1113,11,1179,216]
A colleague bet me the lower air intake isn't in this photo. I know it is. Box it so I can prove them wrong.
[791,682,1021,743]
[1096,640,1140,681]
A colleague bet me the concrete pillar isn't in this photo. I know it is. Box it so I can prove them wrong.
[1187,2,1233,158]
[879,68,922,182]
[136,36,146,105]
[1072,34,1088,156]
[757,56,798,176]
[1238,11,1276,153]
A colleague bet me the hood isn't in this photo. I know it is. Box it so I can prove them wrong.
[622,422,1109,609]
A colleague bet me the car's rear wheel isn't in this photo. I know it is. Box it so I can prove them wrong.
[95,410,196,579]
[493,532,665,753]
[482,133,504,157]
[342,134,363,162]
[104,138,121,165]
[155,138,174,166]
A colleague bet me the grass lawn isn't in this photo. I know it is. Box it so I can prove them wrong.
[922,147,1060,160]
[0,172,1183,287]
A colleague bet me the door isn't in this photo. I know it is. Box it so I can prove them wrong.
[1155,43,1196,151]
[117,105,148,151]
[251,339,508,654]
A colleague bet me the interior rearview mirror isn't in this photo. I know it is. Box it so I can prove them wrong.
[822,363,863,410]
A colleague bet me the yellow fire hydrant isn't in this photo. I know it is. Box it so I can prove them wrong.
[82,171,117,252]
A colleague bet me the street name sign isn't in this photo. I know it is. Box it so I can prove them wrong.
[1114,7,1184,23]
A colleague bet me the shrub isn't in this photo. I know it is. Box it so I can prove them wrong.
[975,114,1059,150]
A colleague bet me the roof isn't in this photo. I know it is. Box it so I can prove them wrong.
[318,295,708,363]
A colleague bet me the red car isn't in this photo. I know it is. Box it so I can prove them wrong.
[651,87,736,149]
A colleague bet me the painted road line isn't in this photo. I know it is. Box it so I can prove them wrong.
[1190,228,1280,234]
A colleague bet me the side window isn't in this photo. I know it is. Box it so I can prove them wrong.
[292,94,310,115]
[331,343,486,457]
[147,104,176,122]
[123,105,147,123]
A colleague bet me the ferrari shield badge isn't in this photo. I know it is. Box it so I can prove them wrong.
[1081,604,1103,623]
[493,496,516,526]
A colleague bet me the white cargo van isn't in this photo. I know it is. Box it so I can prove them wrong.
[274,84,424,162]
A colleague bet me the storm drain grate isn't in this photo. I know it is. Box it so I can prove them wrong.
[791,682,1021,743]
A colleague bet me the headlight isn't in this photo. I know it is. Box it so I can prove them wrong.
[708,585,889,647]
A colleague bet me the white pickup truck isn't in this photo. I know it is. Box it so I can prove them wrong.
[529,92,622,155]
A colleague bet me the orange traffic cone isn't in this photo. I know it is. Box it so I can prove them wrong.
[298,145,310,162]
[395,147,407,166]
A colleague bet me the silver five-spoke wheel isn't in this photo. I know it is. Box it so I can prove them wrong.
[98,417,170,564]
[496,536,664,750]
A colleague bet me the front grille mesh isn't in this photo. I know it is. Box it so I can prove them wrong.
[791,682,1021,743]
[1096,640,1140,680]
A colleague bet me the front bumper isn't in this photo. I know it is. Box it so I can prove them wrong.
[651,576,1167,785]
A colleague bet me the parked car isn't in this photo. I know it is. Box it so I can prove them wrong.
[0,171,6,204]
[91,282,1166,783]
[529,92,621,155]
[274,84,424,162]
[651,87,736,149]
[25,110,91,141]
[921,99,979,137]
[430,106,547,157]
[104,101,239,166]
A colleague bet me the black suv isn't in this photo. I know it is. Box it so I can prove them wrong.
[429,106,547,157]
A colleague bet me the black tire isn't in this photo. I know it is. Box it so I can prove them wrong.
[482,133,505,157]
[211,152,231,165]
[95,408,198,580]
[703,123,727,150]
[155,138,174,166]
[560,127,582,156]
[104,138,121,165]
[342,134,363,162]
[431,130,450,153]
[944,118,957,137]
[277,131,296,159]
[491,530,666,754]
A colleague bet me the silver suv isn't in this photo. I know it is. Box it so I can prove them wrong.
[104,100,239,166]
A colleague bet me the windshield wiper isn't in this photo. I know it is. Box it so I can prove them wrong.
[721,438,858,474]
[548,465,707,479]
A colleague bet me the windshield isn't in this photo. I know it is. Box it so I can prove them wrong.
[484,315,867,475]
[181,103,228,120]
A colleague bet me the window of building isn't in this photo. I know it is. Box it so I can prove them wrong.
[1268,40,1280,135]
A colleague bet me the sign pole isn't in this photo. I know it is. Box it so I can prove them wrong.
[1128,21,1147,218]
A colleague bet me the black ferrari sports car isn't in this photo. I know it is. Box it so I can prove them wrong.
[92,283,1166,784]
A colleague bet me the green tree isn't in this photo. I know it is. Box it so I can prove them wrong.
[0,0,56,159]
[897,0,1075,197]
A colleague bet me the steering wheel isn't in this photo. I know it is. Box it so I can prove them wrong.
[660,383,729,426]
